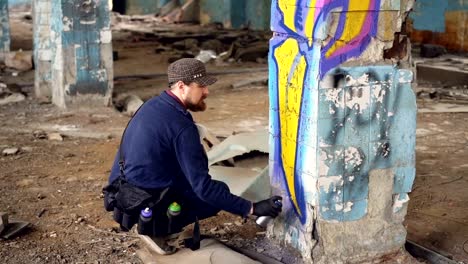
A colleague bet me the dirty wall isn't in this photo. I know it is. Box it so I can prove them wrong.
[268,0,417,262]
[0,0,10,52]
[408,0,468,52]
[33,0,113,108]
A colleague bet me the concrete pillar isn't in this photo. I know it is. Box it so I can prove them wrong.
[245,0,270,30]
[268,0,416,263]
[0,0,10,53]
[33,0,52,98]
[33,0,113,108]
[200,0,270,30]
[200,0,231,28]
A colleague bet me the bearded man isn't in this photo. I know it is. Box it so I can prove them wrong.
[106,58,282,255]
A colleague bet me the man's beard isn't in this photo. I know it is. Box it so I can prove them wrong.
[185,97,207,112]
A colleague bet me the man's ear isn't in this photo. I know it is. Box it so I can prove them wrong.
[177,81,185,93]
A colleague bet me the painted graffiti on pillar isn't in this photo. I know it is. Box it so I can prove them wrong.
[271,0,382,78]
[269,0,383,224]
[269,0,415,225]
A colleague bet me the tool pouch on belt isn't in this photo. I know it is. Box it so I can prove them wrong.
[103,177,169,232]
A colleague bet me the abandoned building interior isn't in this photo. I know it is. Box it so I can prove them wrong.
[0,0,467,263]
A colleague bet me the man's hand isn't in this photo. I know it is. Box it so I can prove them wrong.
[252,196,283,217]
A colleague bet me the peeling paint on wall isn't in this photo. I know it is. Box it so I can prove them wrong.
[0,0,10,52]
[34,0,113,108]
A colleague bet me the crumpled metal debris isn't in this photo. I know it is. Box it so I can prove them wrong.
[0,212,30,239]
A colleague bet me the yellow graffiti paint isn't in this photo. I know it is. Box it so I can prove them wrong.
[305,2,318,40]
[274,38,307,215]
[325,0,370,58]
[278,0,297,33]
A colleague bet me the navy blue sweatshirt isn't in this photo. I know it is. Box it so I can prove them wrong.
[109,91,252,217]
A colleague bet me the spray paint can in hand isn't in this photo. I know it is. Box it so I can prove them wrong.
[256,200,282,228]
[167,202,181,234]
[137,207,153,235]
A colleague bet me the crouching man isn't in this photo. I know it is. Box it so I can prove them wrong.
[104,58,282,255]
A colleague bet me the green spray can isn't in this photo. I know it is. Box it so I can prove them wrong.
[167,202,181,217]
[167,202,181,233]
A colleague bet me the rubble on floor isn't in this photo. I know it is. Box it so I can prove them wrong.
[419,44,447,58]
[113,94,144,117]
[2,50,33,71]
[2,147,19,156]
[0,82,27,105]
[111,12,270,64]
[415,55,468,87]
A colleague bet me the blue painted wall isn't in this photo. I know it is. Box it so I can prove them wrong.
[410,0,451,32]
[200,0,270,30]
[8,0,30,8]
[409,0,468,51]
[245,0,269,30]
[0,0,10,52]
[410,0,468,31]
[48,0,111,101]
[61,1,110,96]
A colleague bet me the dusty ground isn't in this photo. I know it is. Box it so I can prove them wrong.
[406,112,468,262]
[0,11,467,264]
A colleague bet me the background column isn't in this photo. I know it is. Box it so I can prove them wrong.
[34,0,113,108]
[0,0,10,53]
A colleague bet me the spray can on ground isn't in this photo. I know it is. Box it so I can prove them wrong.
[138,207,153,235]
[256,200,282,228]
[167,202,181,234]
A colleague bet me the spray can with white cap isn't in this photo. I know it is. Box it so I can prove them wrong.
[138,207,153,235]
[255,199,282,228]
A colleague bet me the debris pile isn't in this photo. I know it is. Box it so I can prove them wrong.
[0,82,26,105]
[111,12,270,64]
[419,44,447,58]
[114,94,144,117]
[416,86,468,105]
[2,50,33,71]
